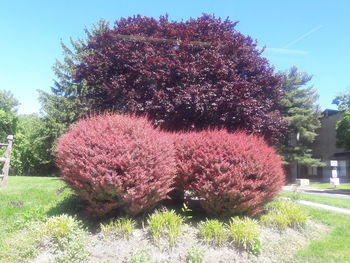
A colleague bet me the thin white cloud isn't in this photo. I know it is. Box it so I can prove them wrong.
[264,47,308,55]
[283,25,323,48]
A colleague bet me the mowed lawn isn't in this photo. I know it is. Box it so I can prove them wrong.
[295,207,350,263]
[280,191,350,210]
[0,176,67,251]
[309,183,350,190]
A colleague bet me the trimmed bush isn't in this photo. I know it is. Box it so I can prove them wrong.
[174,130,285,216]
[56,114,176,216]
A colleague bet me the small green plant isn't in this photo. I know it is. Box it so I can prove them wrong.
[100,218,135,239]
[198,219,227,246]
[291,185,301,201]
[45,214,78,239]
[44,215,89,262]
[261,200,308,230]
[181,203,193,220]
[147,210,184,246]
[128,249,151,263]
[186,246,204,263]
[228,217,261,255]
[54,228,89,263]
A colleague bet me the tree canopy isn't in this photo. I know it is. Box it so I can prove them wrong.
[278,66,323,166]
[72,14,287,143]
[332,89,350,111]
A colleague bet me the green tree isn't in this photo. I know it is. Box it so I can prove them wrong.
[0,90,19,140]
[11,114,42,175]
[335,111,350,150]
[279,66,323,166]
[332,89,350,111]
[0,109,17,141]
[35,20,110,172]
[0,90,19,113]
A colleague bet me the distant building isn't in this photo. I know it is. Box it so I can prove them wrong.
[294,109,350,183]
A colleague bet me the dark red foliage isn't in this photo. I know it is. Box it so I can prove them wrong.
[74,14,287,144]
[173,130,285,216]
[55,114,176,216]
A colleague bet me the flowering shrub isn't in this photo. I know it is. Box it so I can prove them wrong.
[174,130,285,216]
[55,114,176,216]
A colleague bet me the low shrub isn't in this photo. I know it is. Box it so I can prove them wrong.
[173,130,285,216]
[198,219,227,246]
[147,210,184,246]
[261,200,308,230]
[45,214,77,240]
[186,246,205,263]
[56,114,176,216]
[100,218,135,239]
[228,217,261,254]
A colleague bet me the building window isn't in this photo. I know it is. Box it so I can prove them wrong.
[307,166,318,176]
[337,160,347,177]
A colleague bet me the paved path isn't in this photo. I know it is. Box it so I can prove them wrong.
[297,200,350,215]
[283,185,350,199]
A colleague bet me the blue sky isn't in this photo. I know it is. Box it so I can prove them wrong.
[1,0,349,114]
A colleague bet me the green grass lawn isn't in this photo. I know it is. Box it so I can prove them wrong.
[0,176,69,252]
[309,182,350,190]
[294,206,350,263]
[280,191,350,210]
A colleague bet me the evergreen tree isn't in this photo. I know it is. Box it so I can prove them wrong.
[36,19,110,172]
[279,66,323,166]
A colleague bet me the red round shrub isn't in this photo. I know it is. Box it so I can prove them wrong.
[55,114,176,216]
[174,130,285,216]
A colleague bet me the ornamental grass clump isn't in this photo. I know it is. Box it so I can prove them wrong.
[56,114,176,217]
[260,200,308,230]
[100,218,135,239]
[228,217,262,255]
[173,130,285,217]
[147,210,184,246]
[198,219,227,246]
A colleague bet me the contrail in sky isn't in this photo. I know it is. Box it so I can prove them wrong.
[283,25,323,48]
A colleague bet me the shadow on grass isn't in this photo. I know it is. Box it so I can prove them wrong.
[46,195,100,230]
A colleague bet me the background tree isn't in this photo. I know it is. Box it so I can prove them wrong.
[335,111,350,150]
[0,90,18,141]
[73,14,287,144]
[0,90,19,113]
[332,89,350,151]
[279,66,323,167]
[332,89,350,111]
[34,20,110,173]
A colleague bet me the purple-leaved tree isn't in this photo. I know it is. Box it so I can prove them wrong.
[74,14,287,143]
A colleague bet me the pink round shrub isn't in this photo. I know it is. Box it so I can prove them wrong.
[173,130,285,216]
[56,114,176,216]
